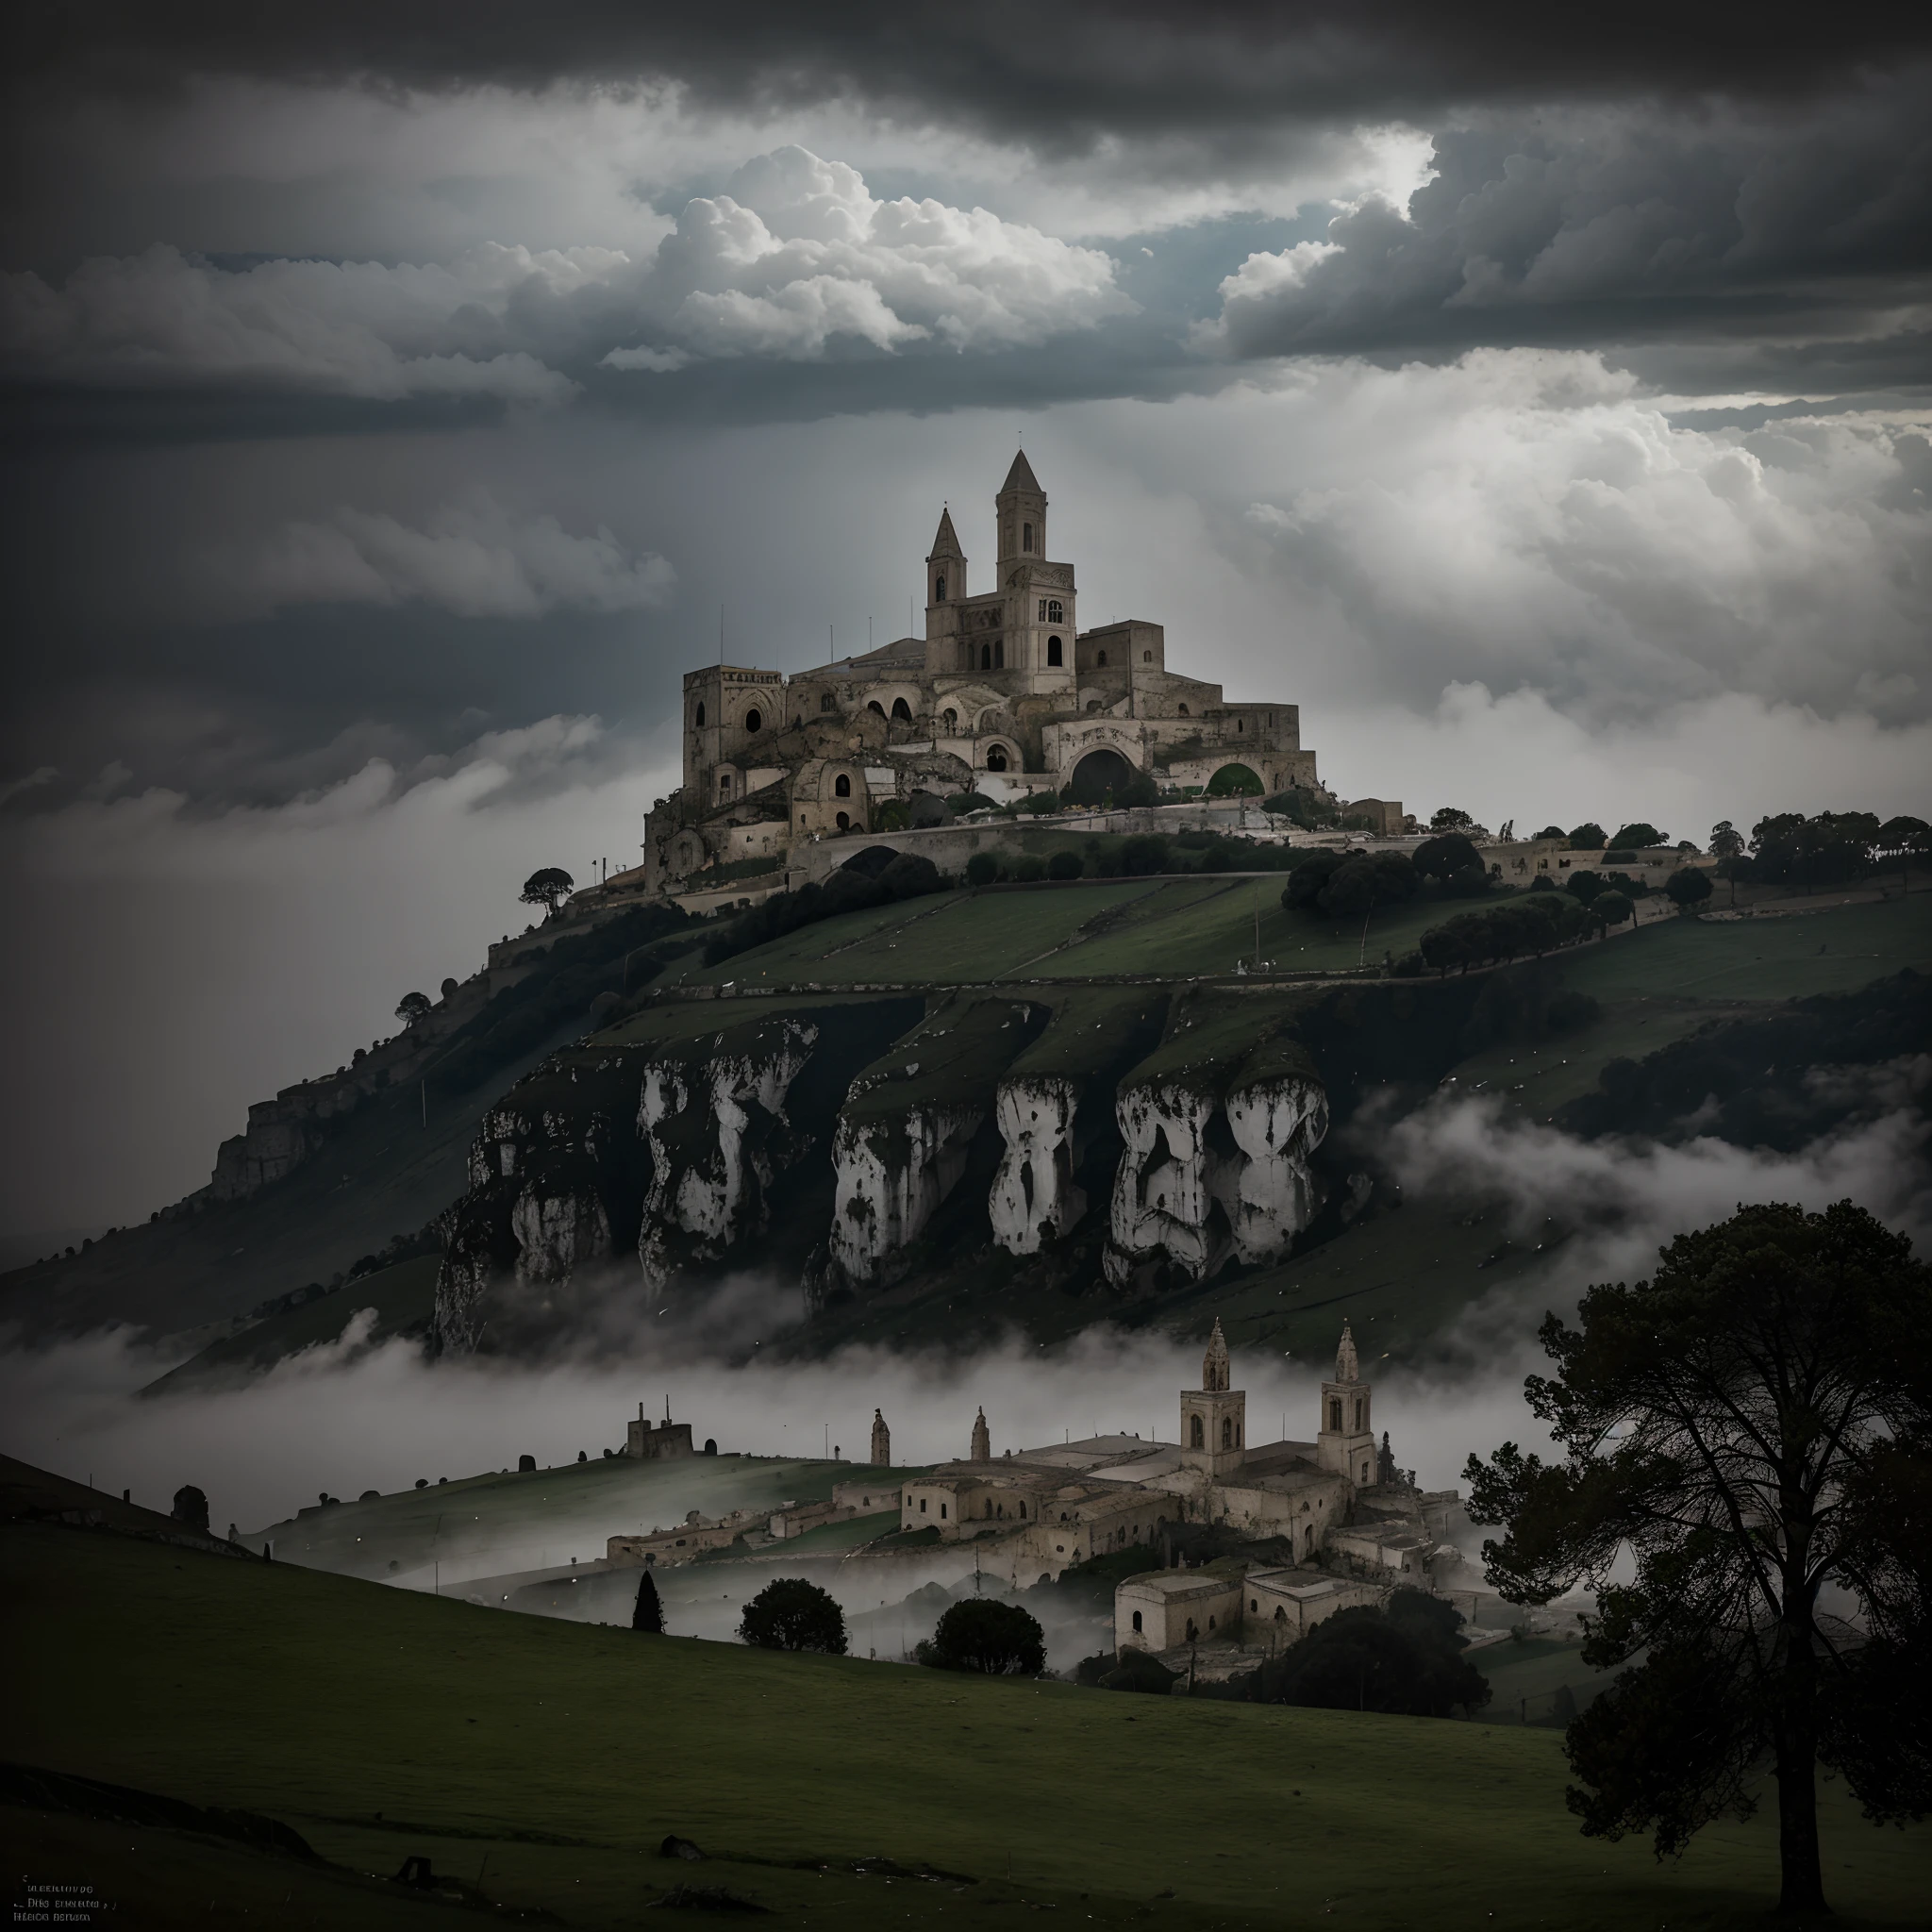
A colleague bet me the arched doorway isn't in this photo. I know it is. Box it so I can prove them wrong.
[1067,746,1133,804]
[891,697,911,721]
[1206,762,1262,797]
[985,743,1009,772]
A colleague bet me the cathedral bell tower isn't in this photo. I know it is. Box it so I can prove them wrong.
[996,450,1046,565]
[871,1408,891,1467]
[1180,1318,1246,1477]
[1316,1321,1377,1486]
[924,507,965,675]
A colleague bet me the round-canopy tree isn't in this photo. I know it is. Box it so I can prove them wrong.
[916,1597,1046,1675]
[1464,1201,1932,1917]
[739,1577,847,1655]
[1567,823,1607,849]
[395,991,432,1026]
[520,867,575,918]
[1609,822,1666,850]
[1664,867,1713,915]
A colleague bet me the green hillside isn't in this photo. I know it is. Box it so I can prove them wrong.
[3,1522,1923,1928]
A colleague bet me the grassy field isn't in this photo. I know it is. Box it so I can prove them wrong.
[1556,892,1932,1002]
[4,1522,1924,1929]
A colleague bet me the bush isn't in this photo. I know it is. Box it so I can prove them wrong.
[915,1598,1046,1675]
[1274,1598,1489,1717]
[1017,790,1061,816]
[1567,822,1607,849]
[739,1577,847,1654]
[1527,874,1557,892]
[1099,1647,1182,1694]
[1412,832,1482,882]
[1565,869,1605,905]
[1120,833,1169,876]
[1047,848,1084,880]
[1665,867,1714,914]
[1610,823,1665,850]
[965,851,1002,887]
[1014,855,1047,883]
[1593,890,1634,929]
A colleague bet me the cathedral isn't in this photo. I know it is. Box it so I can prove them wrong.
[641,454,1327,893]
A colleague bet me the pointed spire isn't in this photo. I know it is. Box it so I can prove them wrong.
[970,1406,991,1463]
[1000,449,1041,496]
[870,1408,891,1467]
[1336,1321,1359,1385]
[1203,1317,1229,1393]
[926,507,964,560]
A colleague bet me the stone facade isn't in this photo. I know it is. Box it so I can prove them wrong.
[640,454,1327,892]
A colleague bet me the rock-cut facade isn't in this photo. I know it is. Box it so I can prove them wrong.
[641,452,1325,892]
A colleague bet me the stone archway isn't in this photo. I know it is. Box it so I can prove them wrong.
[1206,762,1263,797]
[1067,746,1133,804]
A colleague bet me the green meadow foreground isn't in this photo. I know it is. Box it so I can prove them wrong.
[3,1524,1925,1929]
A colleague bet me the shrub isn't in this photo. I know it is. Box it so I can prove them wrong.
[1014,855,1047,883]
[1120,833,1169,876]
[1527,874,1557,892]
[1665,867,1714,914]
[916,1598,1046,1675]
[1274,1599,1489,1718]
[1610,823,1665,850]
[1412,832,1482,882]
[1047,849,1084,880]
[740,1577,847,1654]
[1565,869,1605,905]
[1017,790,1061,816]
[1099,1648,1181,1694]
[1567,822,1607,849]
[965,851,1001,887]
[1593,890,1634,929]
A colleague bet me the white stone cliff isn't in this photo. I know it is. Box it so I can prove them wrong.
[1103,1082,1238,1286]
[828,1102,985,1284]
[989,1075,1087,1255]
[1223,1069,1328,1263]
[636,1022,818,1296]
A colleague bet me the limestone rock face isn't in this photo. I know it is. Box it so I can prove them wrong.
[1224,1069,1328,1262]
[1103,1083,1239,1287]
[989,1075,1087,1255]
[636,1019,818,1296]
[827,1101,985,1284]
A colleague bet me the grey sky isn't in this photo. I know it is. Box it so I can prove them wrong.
[1,8,1928,1235]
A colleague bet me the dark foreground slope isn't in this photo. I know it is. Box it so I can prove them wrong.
[3,1516,1924,1929]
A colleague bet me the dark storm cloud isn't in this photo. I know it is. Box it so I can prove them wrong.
[1208,84,1932,375]
[19,4,1932,142]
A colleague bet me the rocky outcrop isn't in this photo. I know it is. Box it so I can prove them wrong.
[817,998,1041,1296]
[1223,1052,1327,1263]
[637,1017,818,1296]
[1103,1000,1326,1289]
[988,1077,1084,1254]
[828,1100,987,1284]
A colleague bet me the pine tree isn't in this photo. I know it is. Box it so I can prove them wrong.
[631,1569,664,1634]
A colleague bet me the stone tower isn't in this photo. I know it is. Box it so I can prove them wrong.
[924,505,965,663]
[1316,1321,1377,1486]
[871,1408,891,1467]
[1180,1316,1246,1478]
[970,1407,991,1462]
[996,450,1046,566]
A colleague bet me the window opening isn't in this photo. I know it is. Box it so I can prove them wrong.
[1046,599,1062,624]
[836,810,850,831]
[1022,521,1033,552]
[1096,650,1108,666]
[834,774,851,797]
[1046,636,1062,666]
[743,708,761,733]
[694,702,706,727]
[935,575,945,602]
[820,692,836,711]
[986,744,1008,772]
[891,697,911,721]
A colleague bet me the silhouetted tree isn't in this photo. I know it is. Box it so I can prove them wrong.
[440,976,460,1000]
[1664,868,1713,915]
[1609,822,1666,850]
[1709,820,1745,858]
[916,1598,1046,1675]
[632,1570,664,1634]
[1464,1201,1932,1917]
[1591,890,1633,934]
[171,1485,209,1532]
[395,991,432,1026]
[1567,823,1607,850]
[740,1577,847,1654]
[1274,1597,1488,1717]
[520,867,575,917]
[965,851,1001,887]
[1047,848,1084,880]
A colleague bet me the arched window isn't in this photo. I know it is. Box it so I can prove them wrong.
[941,708,958,731]
[694,702,706,727]
[834,774,851,797]
[1328,1397,1342,1431]
[1190,1415,1205,1449]
[1222,1417,1232,1450]
[981,644,991,670]
[1178,703,1189,716]
[1022,521,1033,552]
[820,692,836,711]
[1047,599,1062,624]
[1046,636,1062,666]
[1018,1501,1026,1518]
[891,697,911,721]
[1131,1609,1142,1634]
[986,744,1008,772]
[836,810,850,831]
[718,774,732,798]
[935,575,946,602]
[1354,1398,1364,1430]
[1096,650,1108,667]
[1274,1605,1287,1623]
[744,708,761,733]
[1142,651,1151,662]
[868,701,885,717]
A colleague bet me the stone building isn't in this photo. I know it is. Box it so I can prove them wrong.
[640,454,1329,892]
[626,1402,694,1460]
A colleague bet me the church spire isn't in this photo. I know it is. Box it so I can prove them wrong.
[927,507,963,560]
[1202,1317,1229,1393]
[870,1408,891,1466]
[1336,1320,1359,1385]
[1000,449,1041,495]
[970,1407,991,1462]
[995,450,1046,564]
